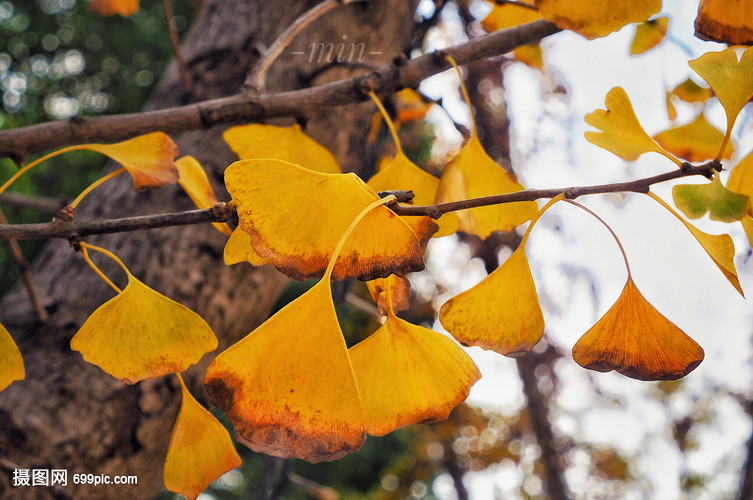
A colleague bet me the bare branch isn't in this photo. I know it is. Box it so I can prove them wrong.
[0,20,560,162]
[0,163,716,241]
[0,192,66,213]
[245,0,366,92]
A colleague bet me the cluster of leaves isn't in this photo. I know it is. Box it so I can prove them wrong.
[2,0,753,498]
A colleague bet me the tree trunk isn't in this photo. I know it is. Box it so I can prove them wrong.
[0,1,417,498]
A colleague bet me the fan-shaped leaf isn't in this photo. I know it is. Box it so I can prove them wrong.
[728,149,753,215]
[630,17,669,55]
[695,0,753,45]
[0,323,23,391]
[176,156,232,236]
[536,0,661,39]
[223,227,271,267]
[672,176,749,222]
[367,275,411,316]
[653,113,734,163]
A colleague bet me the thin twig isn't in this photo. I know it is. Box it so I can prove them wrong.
[0,162,716,241]
[288,472,339,500]
[493,0,538,10]
[245,0,366,92]
[0,192,66,213]
[162,0,193,95]
[0,209,47,321]
[0,20,561,162]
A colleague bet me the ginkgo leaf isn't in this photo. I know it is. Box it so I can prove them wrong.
[689,48,753,156]
[653,113,734,163]
[83,132,179,190]
[71,272,217,384]
[440,245,544,357]
[204,279,366,462]
[585,87,678,164]
[367,151,440,242]
[672,176,750,222]
[176,156,232,236]
[225,159,426,281]
[482,0,541,32]
[535,0,661,40]
[630,17,669,55]
[0,322,23,391]
[164,376,242,500]
[367,275,411,315]
[728,149,753,214]
[513,43,545,69]
[434,135,538,239]
[349,313,480,436]
[671,78,713,104]
[223,227,271,267]
[88,0,139,16]
[649,192,744,297]
[742,215,753,248]
[666,91,677,122]
[222,124,341,174]
[572,278,704,381]
[695,0,753,45]
[394,89,433,125]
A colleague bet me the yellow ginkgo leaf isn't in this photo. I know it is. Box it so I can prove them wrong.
[653,113,734,163]
[666,91,678,122]
[225,159,425,281]
[630,17,669,55]
[367,151,440,242]
[222,124,341,174]
[671,78,713,104]
[435,136,538,239]
[204,279,366,462]
[0,322,23,391]
[728,149,753,214]
[164,376,242,500]
[513,43,545,69]
[223,227,271,267]
[349,313,480,436]
[689,48,753,157]
[71,269,217,384]
[88,0,139,16]
[649,192,744,297]
[176,156,232,236]
[695,0,753,45]
[482,0,541,32]
[367,275,412,316]
[535,0,661,40]
[440,245,544,357]
[572,278,704,381]
[83,132,179,191]
[585,87,679,165]
[741,215,753,248]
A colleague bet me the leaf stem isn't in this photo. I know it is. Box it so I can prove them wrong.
[71,168,126,208]
[324,195,396,281]
[446,54,477,137]
[80,244,122,294]
[367,90,404,156]
[564,199,632,279]
[0,145,86,197]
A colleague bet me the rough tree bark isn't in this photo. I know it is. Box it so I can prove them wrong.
[0,1,417,498]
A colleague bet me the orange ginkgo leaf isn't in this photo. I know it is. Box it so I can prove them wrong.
[535,0,661,40]
[223,123,341,174]
[176,156,232,236]
[225,159,425,281]
[224,227,271,267]
[630,17,669,55]
[164,375,242,500]
[204,197,400,462]
[585,87,680,165]
[653,113,734,163]
[649,192,744,297]
[572,278,704,381]
[88,0,139,16]
[394,89,434,125]
[728,149,753,215]
[349,312,480,436]
[695,0,753,45]
[689,48,753,158]
[83,132,179,190]
[367,275,411,315]
[72,244,217,384]
[0,322,24,391]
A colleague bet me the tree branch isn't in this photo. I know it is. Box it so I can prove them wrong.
[0,163,716,241]
[0,20,560,163]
